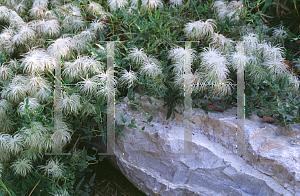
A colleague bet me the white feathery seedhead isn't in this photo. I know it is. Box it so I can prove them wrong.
[26,75,51,96]
[1,83,27,104]
[108,0,129,11]
[0,26,15,56]
[286,73,300,93]
[0,115,14,134]
[228,0,243,9]
[62,11,85,32]
[6,59,18,69]
[119,69,138,89]
[5,10,25,30]
[260,43,285,61]
[140,55,163,79]
[169,0,183,7]
[263,59,290,79]
[62,61,82,82]
[210,33,227,47]
[213,0,244,22]
[35,19,61,38]
[35,86,52,103]
[43,10,57,20]
[50,0,61,7]
[128,47,148,65]
[80,99,97,117]
[10,74,29,86]
[140,61,160,78]
[77,74,99,96]
[72,29,96,53]
[146,0,163,10]
[20,48,56,74]
[167,46,197,64]
[47,37,73,60]
[0,6,10,22]
[13,25,37,46]
[43,133,54,153]
[38,158,66,179]
[0,133,10,150]
[292,58,300,73]
[198,47,232,97]
[33,0,49,8]
[51,126,72,147]
[0,64,12,82]
[272,25,289,42]
[29,6,47,19]
[73,56,90,77]
[87,1,104,15]
[231,41,249,71]
[86,1,111,19]
[84,57,104,75]
[12,33,26,47]
[50,188,70,196]
[61,92,82,116]
[8,133,24,154]
[213,0,226,9]
[172,72,185,90]
[90,20,107,33]
[24,147,44,162]
[17,97,41,117]
[212,1,228,19]
[227,0,244,20]
[94,67,119,99]
[92,67,118,87]
[183,19,217,40]
[242,33,260,54]
[20,121,48,150]
[0,99,12,116]
[10,158,33,177]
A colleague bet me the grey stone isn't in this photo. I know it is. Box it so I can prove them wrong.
[93,93,300,196]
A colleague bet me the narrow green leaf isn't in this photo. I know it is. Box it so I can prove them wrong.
[138,0,142,11]
[147,116,153,123]
[119,112,127,124]
[75,176,85,192]
[281,75,287,89]
[147,97,153,105]
[127,88,135,102]
[51,7,60,20]
[89,173,96,186]
[155,8,160,20]
[162,64,173,74]
[25,97,29,110]
[98,30,105,41]
[248,85,257,94]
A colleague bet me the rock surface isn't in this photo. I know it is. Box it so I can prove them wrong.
[93,93,300,196]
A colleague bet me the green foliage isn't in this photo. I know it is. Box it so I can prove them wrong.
[245,71,300,127]
[0,0,299,195]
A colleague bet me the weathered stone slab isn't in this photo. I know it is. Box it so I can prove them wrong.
[93,93,300,196]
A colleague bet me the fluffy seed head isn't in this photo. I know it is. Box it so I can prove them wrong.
[183,19,217,40]
[38,158,66,179]
[10,158,33,177]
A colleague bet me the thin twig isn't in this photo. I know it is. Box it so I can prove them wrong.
[72,15,130,26]
[73,135,81,151]
[294,50,300,57]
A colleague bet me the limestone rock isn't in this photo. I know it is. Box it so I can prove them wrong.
[93,93,300,196]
